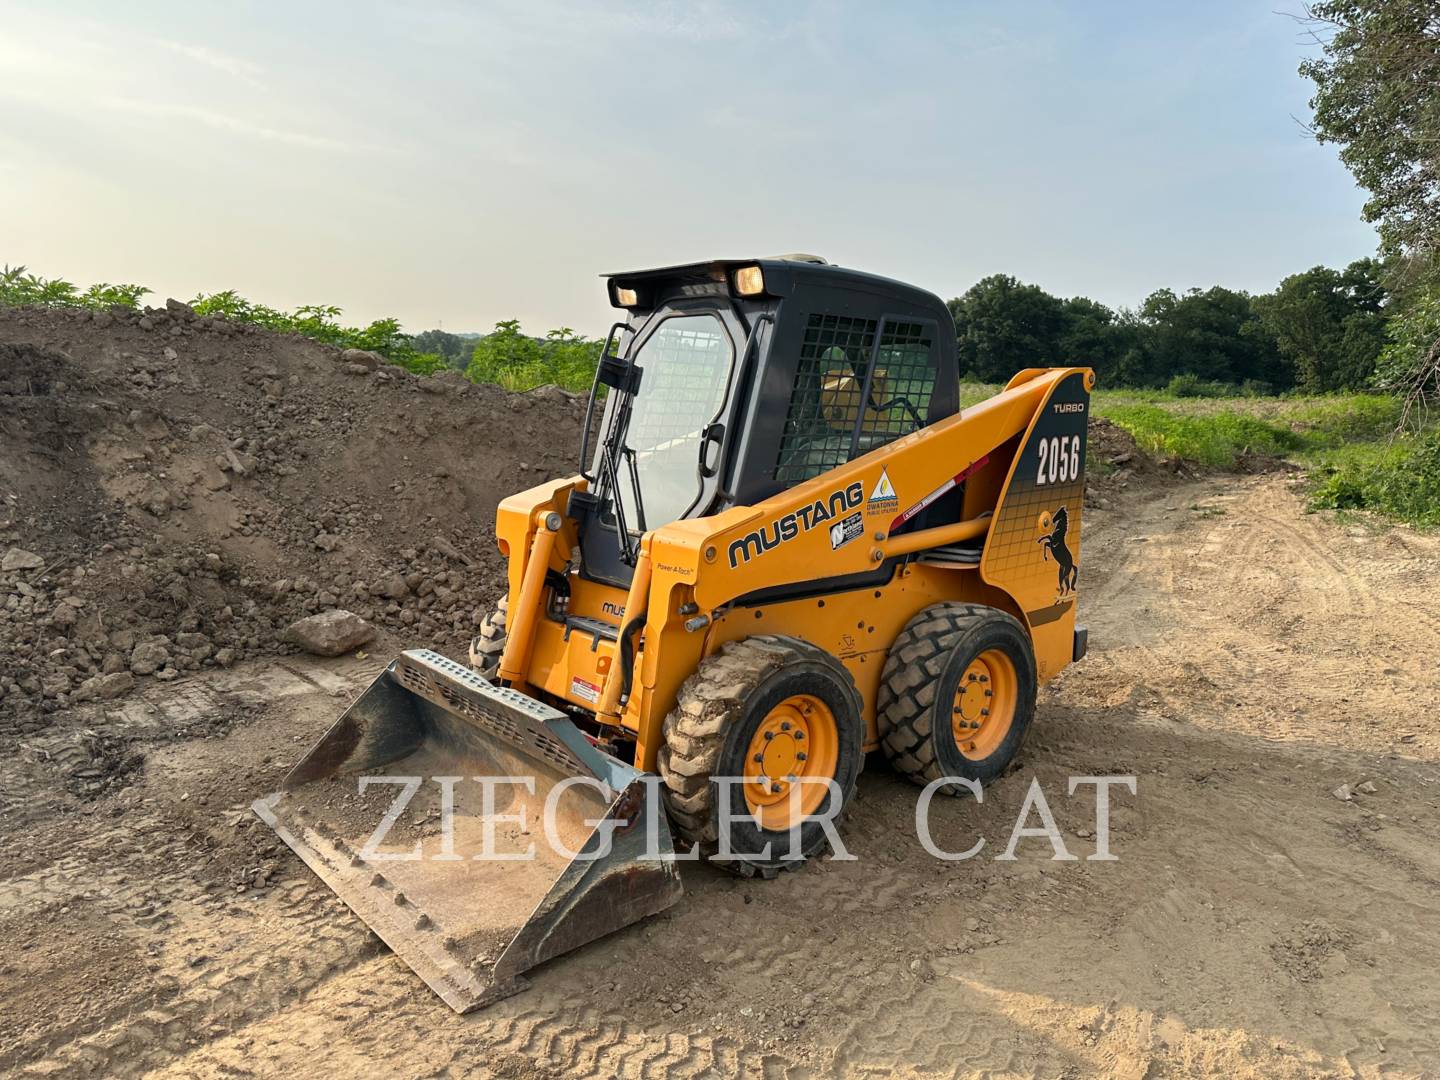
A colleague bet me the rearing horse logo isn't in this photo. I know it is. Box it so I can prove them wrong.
[1037,505,1077,597]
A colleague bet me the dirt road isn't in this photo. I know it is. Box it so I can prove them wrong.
[3,472,1438,1078]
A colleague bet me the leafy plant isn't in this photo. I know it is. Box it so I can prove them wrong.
[1,264,149,310]
[188,292,448,374]
[1309,426,1440,528]
[465,320,603,392]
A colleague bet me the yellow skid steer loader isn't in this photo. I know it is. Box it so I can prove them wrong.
[258,256,1094,1011]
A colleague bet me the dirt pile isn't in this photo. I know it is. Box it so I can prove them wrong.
[0,305,586,732]
[1085,416,1162,508]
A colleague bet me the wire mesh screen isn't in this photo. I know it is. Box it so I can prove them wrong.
[858,320,937,453]
[775,315,935,484]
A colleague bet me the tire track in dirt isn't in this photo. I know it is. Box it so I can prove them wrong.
[8,476,1440,1077]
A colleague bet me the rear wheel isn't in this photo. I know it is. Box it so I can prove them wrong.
[877,603,1036,795]
[657,636,864,878]
[468,595,507,681]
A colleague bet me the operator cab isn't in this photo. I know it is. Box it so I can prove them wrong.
[568,256,960,589]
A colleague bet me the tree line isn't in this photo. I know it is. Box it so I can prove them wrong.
[945,259,1388,394]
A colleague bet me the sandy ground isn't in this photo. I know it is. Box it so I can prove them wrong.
[3,472,1438,1079]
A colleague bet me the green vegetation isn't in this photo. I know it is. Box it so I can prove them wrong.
[1300,0,1440,420]
[1091,388,1439,528]
[946,260,1389,395]
[188,291,450,376]
[1309,428,1440,528]
[2,264,149,310]
[465,320,600,392]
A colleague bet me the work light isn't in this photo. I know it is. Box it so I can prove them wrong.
[733,265,765,296]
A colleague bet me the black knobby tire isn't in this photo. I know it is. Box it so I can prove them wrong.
[469,595,508,681]
[657,636,864,879]
[877,603,1036,794]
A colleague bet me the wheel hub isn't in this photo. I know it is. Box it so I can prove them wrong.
[951,649,1018,761]
[743,694,838,828]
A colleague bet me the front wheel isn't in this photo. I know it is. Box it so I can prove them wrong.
[657,636,864,878]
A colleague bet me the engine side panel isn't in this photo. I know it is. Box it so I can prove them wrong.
[979,370,1092,680]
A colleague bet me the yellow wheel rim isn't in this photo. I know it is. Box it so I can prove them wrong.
[951,648,1018,761]
[742,694,839,831]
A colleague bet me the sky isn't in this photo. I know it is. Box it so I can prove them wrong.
[1,1,1377,336]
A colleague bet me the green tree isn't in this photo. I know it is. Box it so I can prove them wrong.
[948,274,1070,381]
[1376,285,1440,425]
[411,328,466,368]
[1252,258,1389,391]
[1301,1,1440,265]
[1301,0,1440,408]
[1137,286,1283,387]
[1057,295,1139,386]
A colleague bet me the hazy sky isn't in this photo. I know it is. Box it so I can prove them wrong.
[3,1,1376,336]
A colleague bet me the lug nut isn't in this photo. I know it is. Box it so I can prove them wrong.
[754,752,764,763]
[981,708,990,717]
[794,731,804,740]
[764,731,775,741]
[781,721,792,731]
[771,782,782,793]
[797,752,808,761]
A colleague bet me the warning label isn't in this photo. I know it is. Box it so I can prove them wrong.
[569,676,601,704]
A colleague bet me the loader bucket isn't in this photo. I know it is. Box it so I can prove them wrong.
[253,649,683,1012]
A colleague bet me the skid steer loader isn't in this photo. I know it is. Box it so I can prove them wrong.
[257,255,1094,1012]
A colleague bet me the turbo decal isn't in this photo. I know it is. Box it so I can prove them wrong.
[728,482,864,568]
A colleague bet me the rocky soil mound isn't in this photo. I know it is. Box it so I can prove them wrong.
[1085,416,1162,509]
[0,304,585,733]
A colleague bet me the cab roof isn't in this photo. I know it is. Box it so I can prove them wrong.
[602,257,950,321]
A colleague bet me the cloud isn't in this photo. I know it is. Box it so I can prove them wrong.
[153,40,266,88]
[103,98,387,154]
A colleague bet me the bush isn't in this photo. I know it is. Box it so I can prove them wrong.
[1309,427,1440,528]
[465,321,603,392]
[1,265,148,310]
[1165,373,1232,398]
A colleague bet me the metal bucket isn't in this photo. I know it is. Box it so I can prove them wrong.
[253,650,683,1012]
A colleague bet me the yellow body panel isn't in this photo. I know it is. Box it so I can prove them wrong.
[494,367,1093,772]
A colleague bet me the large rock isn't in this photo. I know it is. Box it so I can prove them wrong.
[372,574,410,600]
[129,641,171,676]
[74,671,136,702]
[286,610,375,657]
[2,547,44,572]
[339,348,383,371]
